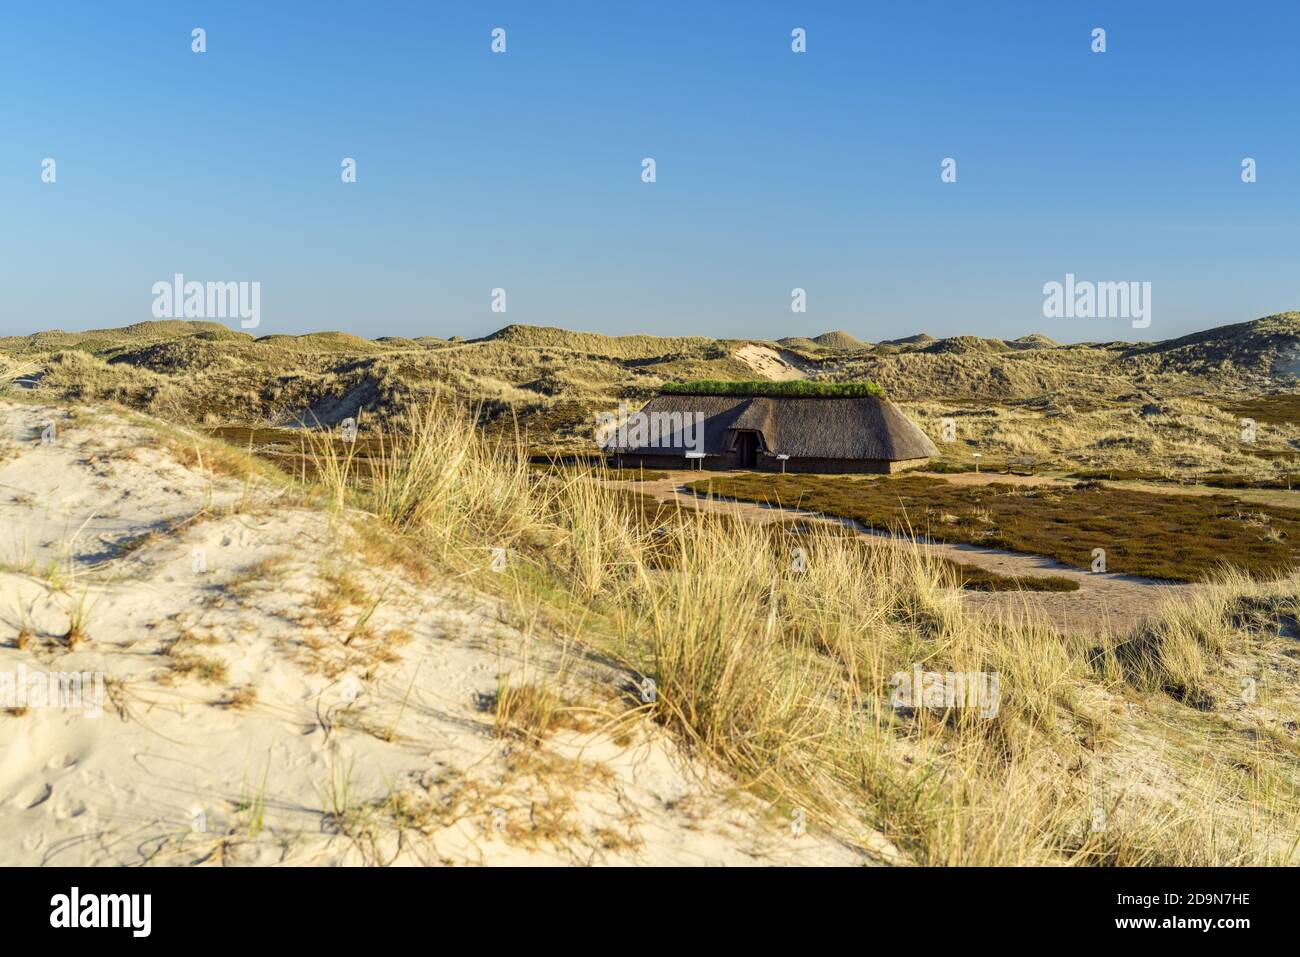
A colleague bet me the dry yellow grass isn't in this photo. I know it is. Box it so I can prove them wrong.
[303,394,1300,865]
[904,398,1300,482]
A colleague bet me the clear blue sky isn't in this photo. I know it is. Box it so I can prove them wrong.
[4,1,1299,344]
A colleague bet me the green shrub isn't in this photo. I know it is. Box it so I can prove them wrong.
[660,379,884,399]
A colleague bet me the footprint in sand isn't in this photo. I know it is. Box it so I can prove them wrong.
[46,753,79,772]
[53,796,86,820]
[14,782,52,809]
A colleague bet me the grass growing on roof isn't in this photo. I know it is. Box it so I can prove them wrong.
[660,379,884,398]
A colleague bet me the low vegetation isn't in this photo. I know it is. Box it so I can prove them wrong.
[1220,393,1300,426]
[905,395,1300,486]
[685,472,1300,582]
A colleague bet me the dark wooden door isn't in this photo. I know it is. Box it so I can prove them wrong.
[736,432,758,468]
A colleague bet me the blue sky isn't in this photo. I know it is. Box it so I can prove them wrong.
[3,1,1299,344]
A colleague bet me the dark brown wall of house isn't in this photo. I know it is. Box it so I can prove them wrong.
[613,454,931,474]
[771,456,933,474]
[613,453,741,471]
[766,457,892,474]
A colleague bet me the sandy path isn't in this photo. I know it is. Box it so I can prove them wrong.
[614,471,1196,636]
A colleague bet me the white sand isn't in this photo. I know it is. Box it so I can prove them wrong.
[0,400,874,865]
[733,344,808,381]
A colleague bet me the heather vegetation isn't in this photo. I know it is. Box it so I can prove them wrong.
[686,472,1300,582]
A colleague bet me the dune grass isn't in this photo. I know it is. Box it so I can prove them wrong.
[304,394,1300,865]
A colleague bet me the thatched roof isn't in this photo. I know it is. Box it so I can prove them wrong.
[614,395,938,461]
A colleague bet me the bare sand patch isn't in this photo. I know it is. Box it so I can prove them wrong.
[732,344,808,381]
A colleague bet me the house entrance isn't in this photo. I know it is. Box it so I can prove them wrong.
[734,431,759,468]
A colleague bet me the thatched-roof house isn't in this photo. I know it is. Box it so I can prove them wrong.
[607,391,938,473]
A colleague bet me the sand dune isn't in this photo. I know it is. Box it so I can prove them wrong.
[0,400,871,865]
[732,344,808,381]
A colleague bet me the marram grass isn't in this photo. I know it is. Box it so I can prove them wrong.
[306,394,1300,865]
